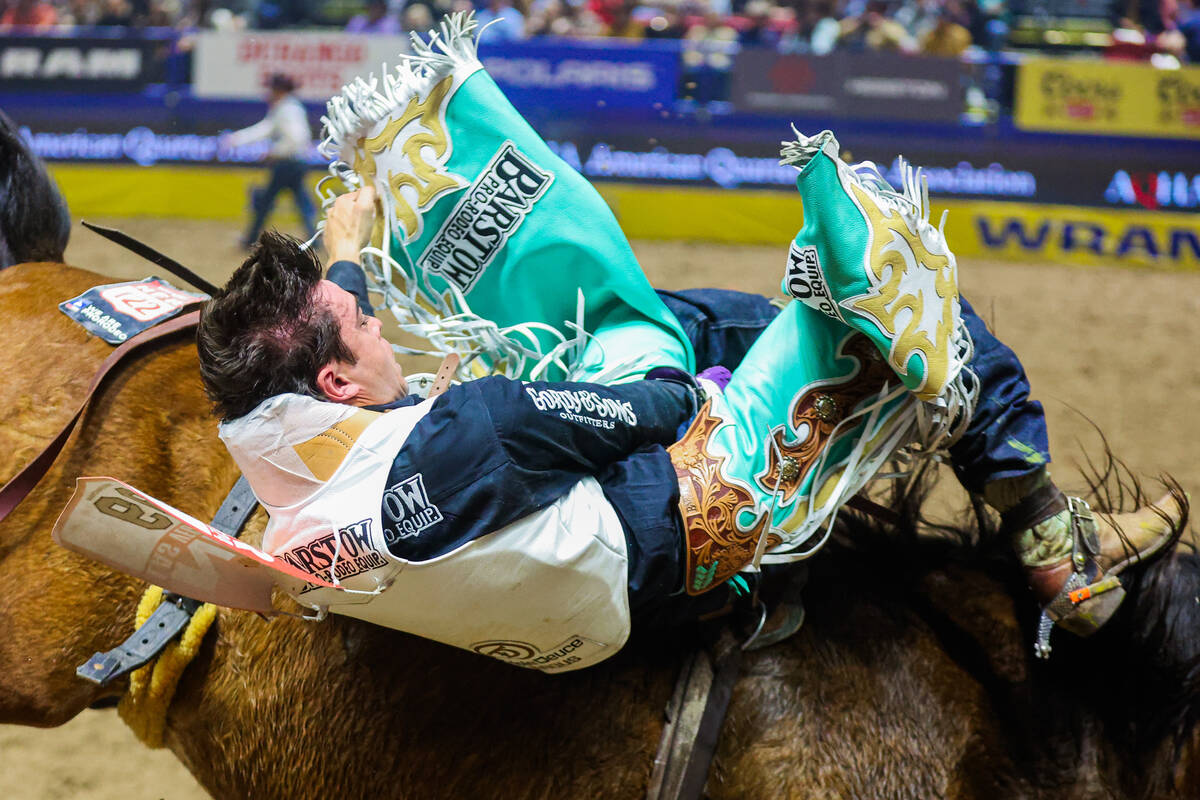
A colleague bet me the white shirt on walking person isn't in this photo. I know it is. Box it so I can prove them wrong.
[227,90,312,161]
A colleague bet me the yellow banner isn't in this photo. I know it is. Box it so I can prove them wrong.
[1015,58,1200,139]
[946,200,1200,271]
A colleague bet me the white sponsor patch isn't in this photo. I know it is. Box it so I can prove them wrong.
[784,242,842,322]
[416,140,554,294]
[524,386,638,429]
[381,474,443,543]
[470,635,609,672]
[280,518,390,594]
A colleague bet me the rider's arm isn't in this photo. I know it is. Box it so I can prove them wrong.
[323,187,377,316]
[475,375,696,473]
[380,375,695,561]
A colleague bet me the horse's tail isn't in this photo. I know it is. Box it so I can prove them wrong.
[0,110,70,269]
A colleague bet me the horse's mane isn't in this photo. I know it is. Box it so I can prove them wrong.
[817,452,1196,793]
[0,109,70,269]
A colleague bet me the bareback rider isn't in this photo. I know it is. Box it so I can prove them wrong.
[197,178,1183,671]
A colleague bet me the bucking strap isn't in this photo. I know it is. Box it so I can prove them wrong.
[210,474,259,536]
[0,308,202,525]
[76,475,260,686]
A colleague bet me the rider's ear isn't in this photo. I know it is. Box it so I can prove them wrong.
[315,362,358,404]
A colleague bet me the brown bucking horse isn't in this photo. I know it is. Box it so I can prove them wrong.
[1,110,1198,799]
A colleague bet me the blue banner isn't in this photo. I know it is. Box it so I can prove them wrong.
[476,39,679,112]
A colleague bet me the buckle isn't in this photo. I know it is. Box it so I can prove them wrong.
[1067,496,1099,570]
[76,593,200,686]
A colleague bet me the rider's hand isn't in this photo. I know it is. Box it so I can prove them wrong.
[324,186,377,265]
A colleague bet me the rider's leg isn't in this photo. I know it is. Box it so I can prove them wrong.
[282,159,317,239]
[667,297,921,593]
[697,130,1186,650]
[951,297,1184,654]
[655,288,781,372]
[242,162,288,246]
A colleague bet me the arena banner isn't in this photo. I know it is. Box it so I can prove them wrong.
[20,108,1200,215]
[477,39,679,111]
[1015,58,1200,140]
[730,49,974,122]
[46,163,1200,272]
[948,200,1200,271]
[0,35,167,91]
[557,188,1200,272]
[192,31,411,100]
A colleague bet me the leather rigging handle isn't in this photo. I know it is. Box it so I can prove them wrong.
[0,307,202,524]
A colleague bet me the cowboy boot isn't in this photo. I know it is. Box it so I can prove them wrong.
[989,469,1184,658]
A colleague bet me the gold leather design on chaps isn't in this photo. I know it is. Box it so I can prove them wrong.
[669,403,779,596]
[668,334,894,596]
[756,335,895,504]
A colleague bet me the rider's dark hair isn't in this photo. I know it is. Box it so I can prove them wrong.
[197,231,356,422]
[0,109,70,269]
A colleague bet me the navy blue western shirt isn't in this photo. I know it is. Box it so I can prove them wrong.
[327,261,697,619]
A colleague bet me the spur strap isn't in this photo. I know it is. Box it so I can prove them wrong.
[0,307,202,524]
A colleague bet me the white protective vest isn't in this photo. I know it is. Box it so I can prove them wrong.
[219,393,631,673]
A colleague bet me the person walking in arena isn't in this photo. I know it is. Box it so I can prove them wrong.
[225,73,317,250]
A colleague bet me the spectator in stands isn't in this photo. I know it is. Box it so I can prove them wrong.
[738,0,782,46]
[587,0,619,27]
[346,0,402,32]
[800,0,844,54]
[894,0,940,41]
[838,1,917,52]
[402,1,435,32]
[604,0,645,37]
[0,0,58,27]
[223,73,317,250]
[59,0,99,25]
[644,0,687,39]
[253,0,316,28]
[475,0,526,38]
[527,0,604,37]
[144,0,176,25]
[96,0,136,25]
[1169,0,1200,60]
[920,2,972,55]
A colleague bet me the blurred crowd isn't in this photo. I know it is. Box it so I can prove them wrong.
[1,0,1198,64]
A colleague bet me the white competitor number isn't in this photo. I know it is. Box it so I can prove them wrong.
[52,477,349,614]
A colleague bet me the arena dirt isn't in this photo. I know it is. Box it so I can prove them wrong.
[1,215,1196,799]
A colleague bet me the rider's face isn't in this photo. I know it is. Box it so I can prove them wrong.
[315,279,407,406]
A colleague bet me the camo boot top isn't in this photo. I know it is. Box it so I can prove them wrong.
[994,472,1184,658]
